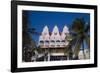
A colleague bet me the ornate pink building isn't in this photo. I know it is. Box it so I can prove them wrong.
[36,25,89,61]
[38,25,69,48]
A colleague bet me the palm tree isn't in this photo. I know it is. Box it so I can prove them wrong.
[66,18,90,60]
[65,34,75,60]
[22,11,38,62]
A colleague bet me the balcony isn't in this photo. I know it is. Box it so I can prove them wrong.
[50,40,55,47]
[39,40,44,47]
[45,40,49,47]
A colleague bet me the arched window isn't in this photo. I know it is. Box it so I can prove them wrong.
[40,40,44,43]
[40,40,44,46]
[56,40,60,47]
[56,40,60,42]
[45,40,49,43]
[61,40,66,46]
[50,40,55,47]
[62,40,65,42]
[45,40,49,47]
[51,40,55,43]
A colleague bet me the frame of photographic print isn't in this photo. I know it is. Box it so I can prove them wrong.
[11,1,97,72]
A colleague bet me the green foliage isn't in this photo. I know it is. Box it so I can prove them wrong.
[22,12,37,62]
[66,17,90,60]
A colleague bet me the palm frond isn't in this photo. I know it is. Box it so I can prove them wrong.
[71,18,85,33]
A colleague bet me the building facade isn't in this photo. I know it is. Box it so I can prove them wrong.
[37,25,70,61]
[38,25,69,48]
[37,25,89,61]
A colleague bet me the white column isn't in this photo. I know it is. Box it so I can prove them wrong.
[47,53,50,61]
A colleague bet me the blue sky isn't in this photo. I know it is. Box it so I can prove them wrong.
[23,10,90,46]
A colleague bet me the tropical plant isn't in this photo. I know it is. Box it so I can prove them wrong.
[66,17,90,60]
[22,11,38,62]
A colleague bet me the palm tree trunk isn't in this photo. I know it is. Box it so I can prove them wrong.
[82,41,86,59]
